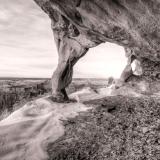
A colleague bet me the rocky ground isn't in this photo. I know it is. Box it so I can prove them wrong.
[48,96,160,160]
[0,78,160,160]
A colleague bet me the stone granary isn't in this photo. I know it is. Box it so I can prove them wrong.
[34,0,160,101]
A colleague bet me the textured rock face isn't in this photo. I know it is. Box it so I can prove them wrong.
[34,0,160,100]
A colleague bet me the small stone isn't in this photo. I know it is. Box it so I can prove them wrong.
[142,127,149,134]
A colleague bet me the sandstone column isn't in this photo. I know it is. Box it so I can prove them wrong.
[119,48,136,82]
[51,17,88,101]
[115,48,136,88]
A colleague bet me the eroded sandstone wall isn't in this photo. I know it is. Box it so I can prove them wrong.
[33,0,160,100]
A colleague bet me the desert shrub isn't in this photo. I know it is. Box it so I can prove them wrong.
[0,82,49,120]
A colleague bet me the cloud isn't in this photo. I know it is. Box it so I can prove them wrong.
[0,0,126,78]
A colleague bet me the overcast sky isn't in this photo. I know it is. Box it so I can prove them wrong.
[0,0,127,78]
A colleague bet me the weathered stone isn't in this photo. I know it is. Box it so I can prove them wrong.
[33,0,160,100]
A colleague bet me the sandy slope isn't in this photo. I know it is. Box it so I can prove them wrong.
[0,96,91,160]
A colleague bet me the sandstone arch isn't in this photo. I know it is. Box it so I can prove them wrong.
[34,0,160,101]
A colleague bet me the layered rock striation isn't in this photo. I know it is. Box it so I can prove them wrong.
[34,0,160,100]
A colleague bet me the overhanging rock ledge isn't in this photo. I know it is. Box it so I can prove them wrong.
[34,0,160,101]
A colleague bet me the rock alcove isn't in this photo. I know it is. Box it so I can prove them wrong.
[33,0,160,101]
